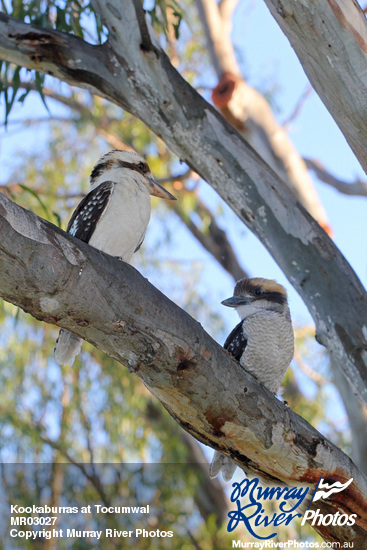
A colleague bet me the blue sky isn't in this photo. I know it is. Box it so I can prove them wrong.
[1,1,366,325]
[233,0,367,291]
[0,0,364,461]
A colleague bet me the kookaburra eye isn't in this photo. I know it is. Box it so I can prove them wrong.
[137,162,147,172]
[255,288,263,296]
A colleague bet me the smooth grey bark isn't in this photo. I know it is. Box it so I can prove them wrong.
[333,359,367,474]
[0,193,367,544]
[0,5,366,407]
[263,0,367,174]
[196,0,367,481]
[259,0,367,478]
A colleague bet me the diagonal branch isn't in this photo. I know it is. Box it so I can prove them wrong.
[0,80,249,282]
[0,406,111,506]
[172,191,248,280]
[39,86,248,279]
[0,193,366,543]
[305,158,367,198]
[145,399,229,525]
[0,12,116,102]
[0,5,366,415]
[132,0,159,54]
[263,0,367,174]
[283,85,313,128]
[39,86,249,279]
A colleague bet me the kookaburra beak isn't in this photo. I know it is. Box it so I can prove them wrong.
[148,176,176,200]
[221,296,249,307]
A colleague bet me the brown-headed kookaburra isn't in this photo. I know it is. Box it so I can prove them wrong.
[210,277,294,481]
[55,149,176,366]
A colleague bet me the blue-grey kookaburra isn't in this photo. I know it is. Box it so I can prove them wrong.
[210,277,294,481]
[55,149,176,366]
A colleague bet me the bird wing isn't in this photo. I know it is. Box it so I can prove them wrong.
[134,229,147,253]
[224,320,247,361]
[67,181,114,243]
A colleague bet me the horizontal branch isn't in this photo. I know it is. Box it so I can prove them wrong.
[0,193,366,543]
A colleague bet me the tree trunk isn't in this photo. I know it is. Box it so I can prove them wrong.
[0,193,366,543]
[263,0,367,173]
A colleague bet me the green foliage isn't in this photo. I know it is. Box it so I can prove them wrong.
[0,105,347,544]
[0,59,51,124]
[0,0,189,121]
[3,0,104,40]
[0,309,226,548]
[0,62,28,124]
[0,126,231,543]
[0,2,358,544]
[0,0,105,121]
[147,0,184,40]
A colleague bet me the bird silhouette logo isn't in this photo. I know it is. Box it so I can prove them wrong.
[311,478,353,503]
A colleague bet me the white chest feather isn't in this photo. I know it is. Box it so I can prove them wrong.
[89,181,151,262]
[236,304,259,319]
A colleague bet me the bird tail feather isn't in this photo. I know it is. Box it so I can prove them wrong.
[210,451,237,481]
[54,328,82,366]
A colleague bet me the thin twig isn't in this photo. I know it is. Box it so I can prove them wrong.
[305,157,367,197]
[283,85,313,127]
[132,0,158,54]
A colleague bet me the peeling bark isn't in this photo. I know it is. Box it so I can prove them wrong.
[0,194,366,543]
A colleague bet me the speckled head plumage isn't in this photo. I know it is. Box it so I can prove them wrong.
[89,149,176,200]
[222,277,289,318]
[234,277,287,301]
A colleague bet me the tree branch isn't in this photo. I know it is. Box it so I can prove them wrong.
[263,0,367,174]
[145,399,229,525]
[283,85,313,128]
[333,360,367,474]
[305,158,367,198]
[42,87,249,279]
[195,0,240,76]
[1,80,249,282]
[171,189,249,281]
[0,5,366,413]
[195,0,330,231]
[0,193,366,543]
